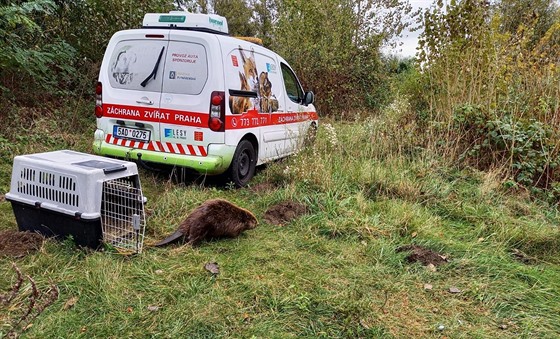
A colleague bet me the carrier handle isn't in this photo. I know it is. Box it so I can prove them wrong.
[103,165,127,174]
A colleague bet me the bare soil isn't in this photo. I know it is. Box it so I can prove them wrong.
[0,230,44,258]
[264,200,308,226]
[396,244,449,266]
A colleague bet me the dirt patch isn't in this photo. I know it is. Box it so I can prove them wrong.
[0,194,5,203]
[0,230,44,258]
[264,200,308,226]
[396,245,449,266]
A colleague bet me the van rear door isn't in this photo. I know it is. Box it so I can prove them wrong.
[102,30,168,147]
[158,32,224,157]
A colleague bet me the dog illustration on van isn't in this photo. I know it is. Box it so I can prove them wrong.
[258,71,279,113]
[94,12,317,187]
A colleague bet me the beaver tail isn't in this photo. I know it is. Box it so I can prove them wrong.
[154,230,185,247]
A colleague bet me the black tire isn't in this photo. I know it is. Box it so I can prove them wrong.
[228,139,256,187]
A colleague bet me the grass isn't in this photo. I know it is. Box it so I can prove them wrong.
[1,103,560,338]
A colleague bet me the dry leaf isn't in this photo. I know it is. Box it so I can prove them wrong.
[359,319,370,329]
[147,305,159,312]
[411,232,418,238]
[449,287,461,294]
[204,262,220,275]
[424,283,433,290]
[426,264,437,272]
[63,296,78,310]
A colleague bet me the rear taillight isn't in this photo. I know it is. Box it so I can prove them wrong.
[208,91,225,132]
[95,82,103,118]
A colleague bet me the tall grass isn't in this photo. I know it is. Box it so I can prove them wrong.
[412,1,560,195]
[1,98,560,337]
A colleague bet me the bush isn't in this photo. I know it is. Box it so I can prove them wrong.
[453,104,559,193]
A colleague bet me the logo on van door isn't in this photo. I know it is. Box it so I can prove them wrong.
[164,128,188,139]
[169,71,176,79]
[266,63,277,74]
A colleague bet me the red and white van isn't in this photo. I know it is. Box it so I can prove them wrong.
[93,12,318,186]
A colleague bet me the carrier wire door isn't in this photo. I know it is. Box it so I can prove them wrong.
[101,177,146,254]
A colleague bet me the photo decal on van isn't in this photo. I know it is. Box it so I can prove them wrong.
[112,48,137,85]
[229,47,279,114]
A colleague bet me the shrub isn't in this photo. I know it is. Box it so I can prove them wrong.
[453,104,559,193]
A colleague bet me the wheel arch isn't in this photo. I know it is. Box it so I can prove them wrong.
[240,133,259,157]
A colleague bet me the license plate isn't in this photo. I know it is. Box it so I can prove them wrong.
[113,125,151,142]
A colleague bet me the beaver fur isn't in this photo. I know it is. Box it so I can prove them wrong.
[154,199,258,246]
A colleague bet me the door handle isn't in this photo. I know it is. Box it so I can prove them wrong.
[136,97,154,105]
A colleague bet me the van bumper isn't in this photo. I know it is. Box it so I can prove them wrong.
[93,134,235,175]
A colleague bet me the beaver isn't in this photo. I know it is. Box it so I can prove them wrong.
[154,199,258,246]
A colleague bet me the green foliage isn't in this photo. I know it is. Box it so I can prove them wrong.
[273,0,414,116]
[0,0,77,98]
[413,0,560,195]
[453,105,559,193]
[51,0,172,61]
[213,0,257,36]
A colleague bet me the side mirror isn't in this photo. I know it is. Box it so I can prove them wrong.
[303,91,314,106]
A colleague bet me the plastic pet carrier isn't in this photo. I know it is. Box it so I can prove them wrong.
[5,150,147,254]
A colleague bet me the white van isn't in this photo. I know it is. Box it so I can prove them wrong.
[93,12,318,186]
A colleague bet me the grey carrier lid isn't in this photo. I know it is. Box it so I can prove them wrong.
[5,150,140,219]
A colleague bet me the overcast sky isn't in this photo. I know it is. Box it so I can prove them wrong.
[384,0,434,58]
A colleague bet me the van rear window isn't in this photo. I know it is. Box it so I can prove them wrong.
[162,41,208,95]
[108,40,168,91]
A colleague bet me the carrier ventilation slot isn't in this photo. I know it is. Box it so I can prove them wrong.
[16,167,79,207]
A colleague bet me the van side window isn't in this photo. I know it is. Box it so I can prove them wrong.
[281,63,303,104]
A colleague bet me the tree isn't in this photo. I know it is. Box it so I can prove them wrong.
[272,0,414,115]
[0,0,76,99]
[212,0,256,37]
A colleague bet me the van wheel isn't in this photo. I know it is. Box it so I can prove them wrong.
[229,139,256,187]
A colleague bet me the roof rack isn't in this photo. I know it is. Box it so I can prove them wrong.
[235,37,263,46]
[142,11,229,35]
